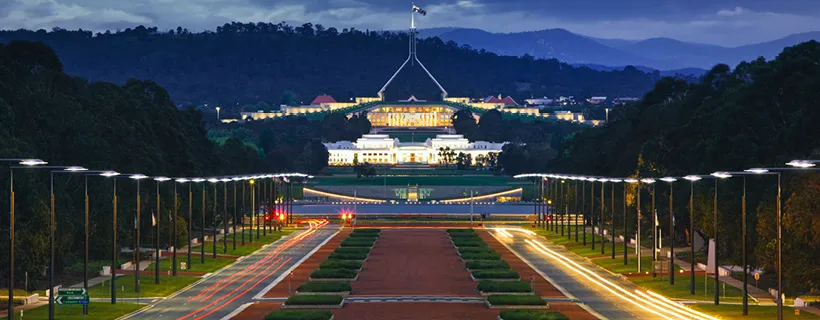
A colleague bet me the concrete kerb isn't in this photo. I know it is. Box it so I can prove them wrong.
[281,300,345,309]
[485,300,549,310]
[117,229,308,320]
[253,229,341,300]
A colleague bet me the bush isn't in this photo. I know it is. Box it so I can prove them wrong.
[452,240,487,248]
[499,310,568,320]
[472,269,519,279]
[349,232,379,238]
[264,310,334,320]
[447,229,477,234]
[466,260,509,270]
[351,229,380,234]
[461,252,501,261]
[284,295,344,306]
[487,295,546,306]
[341,238,375,247]
[478,280,532,293]
[459,247,496,254]
[319,259,362,270]
[333,247,370,254]
[328,252,368,260]
[296,282,352,293]
[310,268,358,279]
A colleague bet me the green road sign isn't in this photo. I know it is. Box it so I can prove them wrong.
[58,288,88,296]
[56,295,89,305]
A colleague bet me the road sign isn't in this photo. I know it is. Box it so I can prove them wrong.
[56,295,89,305]
[58,288,87,296]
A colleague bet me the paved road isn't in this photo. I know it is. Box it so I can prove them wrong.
[123,226,337,320]
[487,227,714,320]
[294,203,533,215]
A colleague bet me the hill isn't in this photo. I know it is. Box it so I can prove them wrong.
[0,23,660,112]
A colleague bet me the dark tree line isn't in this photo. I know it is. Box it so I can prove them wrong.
[0,22,659,112]
[0,41,268,290]
[550,41,820,295]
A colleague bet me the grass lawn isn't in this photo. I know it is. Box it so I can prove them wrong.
[631,275,747,303]
[593,256,682,275]
[18,302,144,320]
[312,175,513,186]
[148,256,236,273]
[3,288,46,296]
[690,304,820,320]
[88,275,199,298]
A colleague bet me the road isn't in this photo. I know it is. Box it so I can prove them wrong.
[294,203,534,215]
[122,224,337,320]
[487,227,717,320]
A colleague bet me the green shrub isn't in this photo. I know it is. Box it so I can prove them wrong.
[487,295,546,306]
[472,269,519,279]
[340,238,375,247]
[349,233,379,238]
[283,295,343,306]
[447,229,476,234]
[296,282,352,293]
[461,252,501,261]
[459,247,496,254]
[310,268,358,279]
[264,310,334,320]
[499,310,568,320]
[319,259,362,270]
[478,280,532,293]
[351,229,380,234]
[466,260,509,270]
[452,240,487,247]
[328,252,368,260]
[333,247,370,254]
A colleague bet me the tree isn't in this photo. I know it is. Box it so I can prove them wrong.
[456,152,472,170]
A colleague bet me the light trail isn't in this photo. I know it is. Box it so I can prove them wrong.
[303,187,386,203]
[525,239,717,320]
[440,188,523,203]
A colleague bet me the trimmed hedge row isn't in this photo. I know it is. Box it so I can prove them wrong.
[296,281,352,293]
[452,240,487,248]
[333,247,370,254]
[348,233,379,238]
[352,228,380,234]
[447,229,477,234]
[462,252,501,261]
[340,238,376,247]
[284,295,344,305]
[467,260,509,270]
[311,268,358,279]
[499,310,569,320]
[319,259,362,270]
[459,247,496,254]
[264,310,334,320]
[472,269,519,279]
[328,252,368,260]
[487,295,546,306]
[478,280,532,293]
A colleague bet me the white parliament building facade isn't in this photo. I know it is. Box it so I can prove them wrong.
[324,134,508,166]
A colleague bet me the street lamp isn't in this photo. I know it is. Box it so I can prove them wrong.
[208,178,219,258]
[625,178,640,272]
[99,171,120,304]
[3,158,47,319]
[711,171,732,305]
[192,178,206,264]
[683,175,702,295]
[641,178,657,263]
[220,178,230,254]
[216,106,221,120]
[660,177,677,285]
[608,178,622,260]
[174,178,190,276]
[130,174,148,293]
[153,177,171,284]
[597,178,608,255]
[232,177,240,250]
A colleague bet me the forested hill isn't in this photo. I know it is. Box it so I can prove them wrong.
[0,23,659,109]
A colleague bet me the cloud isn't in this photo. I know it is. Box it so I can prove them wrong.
[717,6,745,17]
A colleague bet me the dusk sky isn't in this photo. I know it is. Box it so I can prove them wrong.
[1,0,819,46]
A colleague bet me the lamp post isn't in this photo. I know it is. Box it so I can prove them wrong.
[683,175,702,295]
[560,178,565,236]
[622,178,628,265]
[208,178,219,258]
[153,177,170,284]
[130,174,148,294]
[591,178,595,251]
[3,158,47,318]
[232,177,239,250]
[582,177,587,245]
[660,177,677,284]
[221,178,230,253]
[609,178,622,259]
[216,106,221,120]
[192,178,206,264]
[599,178,607,255]
[174,178,190,276]
[574,178,579,242]
[251,178,258,240]
[711,171,731,305]
[625,178,640,272]
[641,178,657,263]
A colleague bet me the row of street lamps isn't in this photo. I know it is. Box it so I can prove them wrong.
[3,158,309,320]
[519,159,820,320]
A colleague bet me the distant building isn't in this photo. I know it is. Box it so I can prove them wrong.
[484,94,518,106]
[587,96,607,104]
[525,97,554,107]
[613,97,640,104]
[324,134,507,166]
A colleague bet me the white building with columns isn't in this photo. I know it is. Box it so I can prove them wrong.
[324,134,508,166]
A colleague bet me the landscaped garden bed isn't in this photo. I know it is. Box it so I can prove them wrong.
[340,238,377,248]
[466,260,509,271]
[328,252,368,261]
[309,268,359,281]
[461,252,501,261]
[264,310,334,320]
[486,295,548,309]
[319,259,363,270]
[281,295,344,309]
[478,280,533,295]
[499,310,568,320]
[296,281,352,295]
[471,269,520,281]
[458,247,497,255]
[332,247,371,254]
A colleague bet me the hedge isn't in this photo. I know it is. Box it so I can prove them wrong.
[459,247,496,254]
[333,247,371,254]
[452,240,487,248]
[328,252,368,260]
[487,295,546,306]
[466,260,509,270]
[296,281,352,293]
[461,252,501,261]
[310,268,358,279]
[472,269,519,279]
[499,310,569,320]
[284,295,344,305]
[319,259,363,270]
[351,229,380,234]
[478,280,532,293]
[264,310,334,320]
[447,229,477,234]
[340,239,376,247]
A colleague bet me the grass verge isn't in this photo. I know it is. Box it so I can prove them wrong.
[499,310,570,320]
[88,275,199,298]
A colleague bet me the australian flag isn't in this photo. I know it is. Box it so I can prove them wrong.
[412,4,427,15]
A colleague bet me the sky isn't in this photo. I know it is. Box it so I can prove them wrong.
[1,0,819,46]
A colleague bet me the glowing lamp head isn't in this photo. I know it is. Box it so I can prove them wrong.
[130,174,148,180]
[101,171,120,177]
[711,172,732,179]
[745,168,770,174]
[641,178,656,184]
[683,175,702,181]
[192,178,206,183]
[623,178,639,184]
[175,178,190,183]
[19,159,47,166]
[64,166,88,172]
[786,160,816,168]
[154,176,171,182]
[660,177,677,183]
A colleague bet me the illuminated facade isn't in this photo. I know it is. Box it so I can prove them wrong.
[324,134,507,166]
[366,104,456,127]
